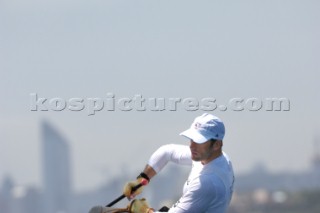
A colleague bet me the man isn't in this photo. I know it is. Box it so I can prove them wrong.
[125,113,235,213]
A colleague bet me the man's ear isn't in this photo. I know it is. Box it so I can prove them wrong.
[214,140,223,150]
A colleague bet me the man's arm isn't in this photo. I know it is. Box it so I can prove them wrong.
[142,164,157,180]
[147,144,192,174]
[124,144,191,200]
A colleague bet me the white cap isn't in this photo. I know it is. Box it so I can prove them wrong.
[180,113,225,144]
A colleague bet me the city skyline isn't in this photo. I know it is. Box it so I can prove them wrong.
[1,119,320,192]
[1,119,319,213]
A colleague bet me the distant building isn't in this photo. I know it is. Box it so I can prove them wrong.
[312,136,320,173]
[235,138,320,193]
[42,121,72,213]
[0,176,14,213]
[0,176,44,213]
[11,185,44,213]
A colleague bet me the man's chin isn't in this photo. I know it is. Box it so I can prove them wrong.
[191,155,200,161]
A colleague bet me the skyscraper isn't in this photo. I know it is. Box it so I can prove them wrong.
[42,121,72,213]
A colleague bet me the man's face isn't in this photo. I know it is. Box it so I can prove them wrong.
[189,140,215,163]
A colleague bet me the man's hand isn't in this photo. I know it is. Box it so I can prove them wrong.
[129,198,154,213]
[123,173,149,199]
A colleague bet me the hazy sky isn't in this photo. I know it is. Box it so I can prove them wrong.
[1,0,319,192]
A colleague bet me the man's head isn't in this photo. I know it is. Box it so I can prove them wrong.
[180,114,225,164]
[180,113,225,143]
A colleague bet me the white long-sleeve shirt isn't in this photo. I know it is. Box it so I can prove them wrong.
[148,144,234,213]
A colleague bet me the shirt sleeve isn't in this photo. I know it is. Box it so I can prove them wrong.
[147,144,192,173]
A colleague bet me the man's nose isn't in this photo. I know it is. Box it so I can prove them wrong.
[190,140,196,148]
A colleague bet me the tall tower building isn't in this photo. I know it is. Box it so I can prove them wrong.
[42,121,72,213]
[312,136,320,175]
